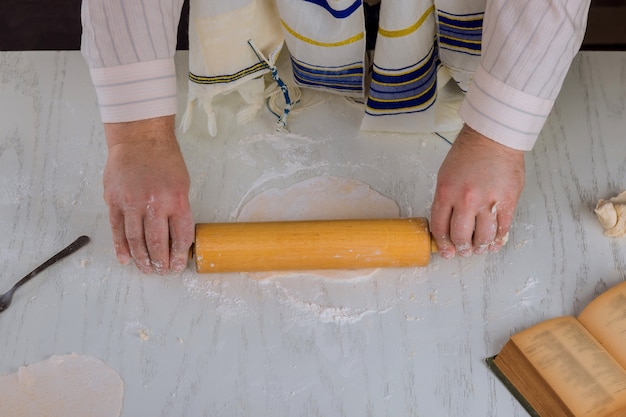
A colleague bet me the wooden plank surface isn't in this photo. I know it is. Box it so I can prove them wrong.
[0,50,625,416]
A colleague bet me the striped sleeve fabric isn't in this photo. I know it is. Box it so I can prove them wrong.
[80,0,185,123]
[459,0,591,151]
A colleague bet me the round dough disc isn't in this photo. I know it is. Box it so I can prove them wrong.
[237,176,400,279]
[0,353,124,417]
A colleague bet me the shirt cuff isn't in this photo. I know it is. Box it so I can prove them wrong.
[89,58,179,123]
[458,65,555,151]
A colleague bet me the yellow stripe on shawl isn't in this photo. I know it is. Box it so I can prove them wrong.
[373,64,431,88]
[438,14,483,23]
[366,94,436,114]
[439,34,481,46]
[372,73,429,88]
[188,62,268,85]
[372,39,437,88]
[369,85,435,104]
[438,35,482,55]
[378,5,435,38]
[280,19,364,47]
[438,21,483,31]
[293,60,363,72]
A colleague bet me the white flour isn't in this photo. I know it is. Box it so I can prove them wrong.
[182,273,396,326]
[183,127,436,324]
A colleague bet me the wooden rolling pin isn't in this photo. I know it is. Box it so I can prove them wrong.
[193,218,437,273]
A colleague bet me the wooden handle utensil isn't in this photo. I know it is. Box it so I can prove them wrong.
[193,218,436,273]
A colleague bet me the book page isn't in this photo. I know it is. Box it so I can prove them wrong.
[579,281,626,370]
[511,316,626,417]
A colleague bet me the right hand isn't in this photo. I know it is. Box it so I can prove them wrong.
[430,124,525,259]
[103,116,194,274]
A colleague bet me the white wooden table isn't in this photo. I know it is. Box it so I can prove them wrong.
[0,50,625,416]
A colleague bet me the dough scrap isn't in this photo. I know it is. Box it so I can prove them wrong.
[595,190,626,237]
[0,353,124,417]
[237,176,400,279]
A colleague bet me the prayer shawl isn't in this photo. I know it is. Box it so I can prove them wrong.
[183,0,485,136]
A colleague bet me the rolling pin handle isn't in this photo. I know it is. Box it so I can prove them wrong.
[430,234,438,253]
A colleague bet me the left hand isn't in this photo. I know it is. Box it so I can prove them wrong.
[430,124,525,259]
[103,116,194,274]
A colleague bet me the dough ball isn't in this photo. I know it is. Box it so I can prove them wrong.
[595,190,626,237]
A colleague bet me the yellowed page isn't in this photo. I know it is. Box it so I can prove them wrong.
[579,281,626,370]
[511,316,626,417]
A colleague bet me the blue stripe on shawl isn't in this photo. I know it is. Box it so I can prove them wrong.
[438,14,482,29]
[440,36,481,52]
[291,58,364,92]
[437,11,483,56]
[366,44,440,112]
[438,26,482,40]
[366,90,437,112]
[302,0,362,19]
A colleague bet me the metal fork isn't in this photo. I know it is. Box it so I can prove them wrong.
[0,235,90,313]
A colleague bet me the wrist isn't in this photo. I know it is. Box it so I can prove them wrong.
[457,124,525,158]
[104,115,177,150]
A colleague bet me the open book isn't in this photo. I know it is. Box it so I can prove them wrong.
[487,280,626,417]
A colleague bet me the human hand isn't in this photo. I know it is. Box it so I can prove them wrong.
[103,116,194,274]
[430,124,525,259]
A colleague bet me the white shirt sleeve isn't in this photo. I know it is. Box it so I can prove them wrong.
[459,0,591,151]
[80,0,185,123]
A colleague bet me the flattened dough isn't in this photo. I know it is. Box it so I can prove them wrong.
[595,190,626,237]
[238,176,400,278]
[0,353,124,417]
